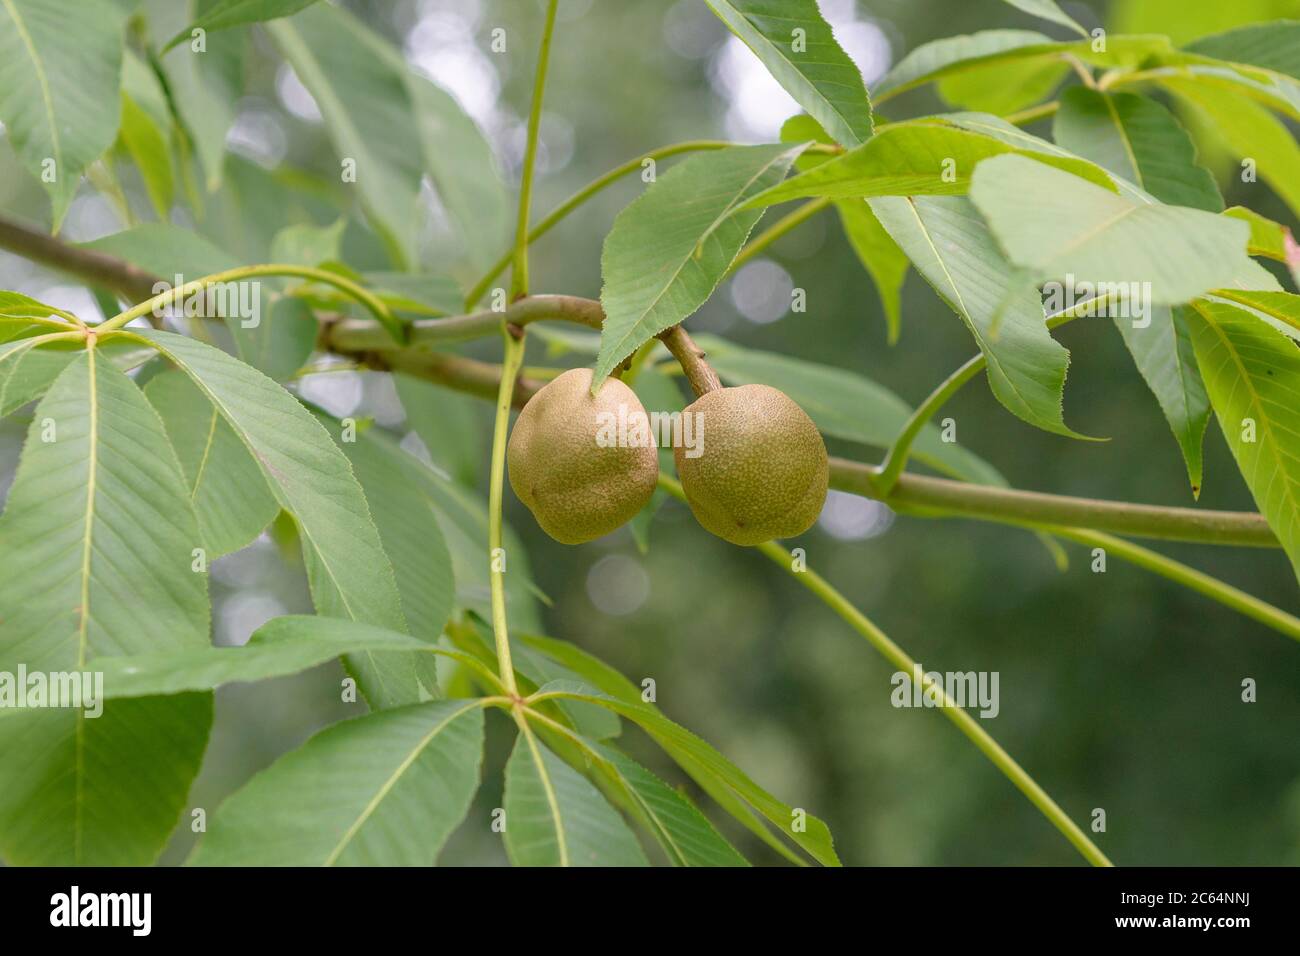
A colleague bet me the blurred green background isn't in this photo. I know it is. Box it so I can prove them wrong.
[1,0,1298,866]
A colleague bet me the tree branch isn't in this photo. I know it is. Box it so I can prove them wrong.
[0,214,159,305]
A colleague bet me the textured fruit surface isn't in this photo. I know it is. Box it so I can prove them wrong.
[675,384,827,546]
[508,368,659,544]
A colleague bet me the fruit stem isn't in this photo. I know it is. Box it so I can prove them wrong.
[658,324,721,396]
[488,330,527,697]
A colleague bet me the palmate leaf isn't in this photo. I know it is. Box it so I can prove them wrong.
[0,0,124,228]
[144,370,279,558]
[0,337,155,418]
[702,0,872,147]
[123,330,428,708]
[0,349,211,865]
[594,144,804,384]
[503,722,648,867]
[190,699,484,866]
[869,196,1084,438]
[1052,88,1223,211]
[969,155,1256,306]
[1115,307,1211,495]
[743,118,1115,209]
[92,617,432,700]
[1187,300,1300,583]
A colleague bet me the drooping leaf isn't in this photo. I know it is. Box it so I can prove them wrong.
[835,199,908,343]
[695,336,1005,486]
[701,0,872,147]
[118,55,175,220]
[743,118,1115,209]
[144,369,278,557]
[870,196,1084,438]
[1182,21,1300,82]
[535,682,839,867]
[0,349,211,864]
[1187,299,1300,582]
[94,617,433,699]
[165,0,320,49]
[1159,77,1300,219]
[315,415,455,647]
[124,330,426,708]
[0,0,125,228]
[1052,88,1222,211]
[266,4,424,267]
[1114,306,1211,494]
[970,155,1255,305]
[595,144,804,384]
[503,723,648,867]
[363,273,465,318]
[190,699,484,865]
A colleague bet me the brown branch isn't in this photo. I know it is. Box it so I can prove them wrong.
[0,214,160,306]
[657,324,721,396]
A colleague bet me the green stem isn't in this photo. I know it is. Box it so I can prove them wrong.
[97,264,398,338]
[489,331,527,697]
[877,354,984,493]
[466,140,731,307]
[729,197,832,274]
[1002,100,1061,126]
[509,0,561,301]
[655,474,1112,866]
[1029,526,1300,644]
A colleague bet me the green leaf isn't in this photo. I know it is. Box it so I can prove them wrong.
[190,699,484,865]
[154,0,244,192]
[118,59,174,220]
[870,196,1084,438]
[970,154,1256,305]
[595,144,804,384]
[1159,77,1300,220]
[1000,0,1087,36]
[1188,299,1300,582]
[696,336,1005,486]
[394,374,483,485]
[589,744,748,866]
[701,0,872,147]
[127,330,426,708]
[873,30,1167,103]
[94,616,429,699]
[835,199,908,343]
[143,369,278,557]
[363,273,465,318]
[536,683,839,867]
[938,53,1067,116]
[503,723,648,867]
[1183,21,1300,82]
[265,4,424,267]
[1224,206,1296,263]
[1052,88,1222,211]
[1210,289,1300,341]
[269,218,346,267]
[745,117,1116,208]
[0,0,124,228]
[0,349,211,864]
[319,415,455,647]
[0,337,154,417]
[166,0,319,49]
[1114,306,1211,494]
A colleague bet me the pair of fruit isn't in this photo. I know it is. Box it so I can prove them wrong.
[507,367,827,546]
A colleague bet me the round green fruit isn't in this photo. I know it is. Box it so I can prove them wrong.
[507,367,659,544]
[674,384,827,546]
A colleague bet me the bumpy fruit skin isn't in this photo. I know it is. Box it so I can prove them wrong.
[674,384,827,546]
[508,367,659,544]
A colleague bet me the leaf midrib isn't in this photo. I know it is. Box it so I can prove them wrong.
[0,0,62,174]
